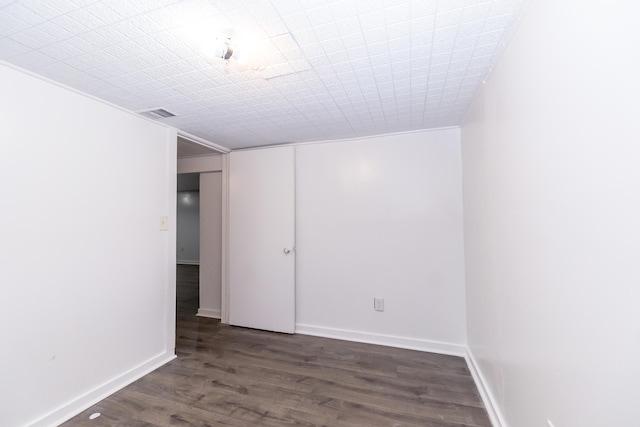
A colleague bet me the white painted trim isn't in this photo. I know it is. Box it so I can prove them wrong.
[220,154,230,324]
[177,131,230,154]
[231,127,461,152]
[177,260,200,265]
[0,61,164,130]
[293,126,461,148]
[165,128,178,355]
[0,64,459,155]
[28,352,176,427]
[177,154,223,174]
[0,62,226,155]
[465,348,507,427]
[197,308,221,319]
[295,324,466,357]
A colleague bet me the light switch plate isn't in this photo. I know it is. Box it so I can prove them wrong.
[159,215,168,231]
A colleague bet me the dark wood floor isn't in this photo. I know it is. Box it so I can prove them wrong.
[63,265,490,426]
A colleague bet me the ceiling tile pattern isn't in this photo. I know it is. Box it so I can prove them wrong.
[0,0,524,149]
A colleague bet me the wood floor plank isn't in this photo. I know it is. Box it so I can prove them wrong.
[62,265,490,426]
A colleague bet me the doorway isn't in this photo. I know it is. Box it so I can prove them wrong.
[196,171,222,318]
[176,135,226,324]
[177,173,201,315]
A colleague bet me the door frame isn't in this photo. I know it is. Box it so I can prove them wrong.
[176,132,230,323]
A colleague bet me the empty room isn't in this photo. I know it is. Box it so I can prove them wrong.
[1,1,638,426]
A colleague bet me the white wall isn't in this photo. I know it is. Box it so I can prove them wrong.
[461,1,640,426]
[177,153,222,173]
[295,129,467,354]
[177,172,200,191]
[0,64,176,427]
[198,172,222,318]
[177,191,200,264]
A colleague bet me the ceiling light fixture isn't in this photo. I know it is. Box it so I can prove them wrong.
[204,31,234,60]
[202,28,260,70]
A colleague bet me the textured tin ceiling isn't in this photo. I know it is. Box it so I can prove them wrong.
[0,0,525,149]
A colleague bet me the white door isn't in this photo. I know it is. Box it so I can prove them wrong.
[228,146,295,333]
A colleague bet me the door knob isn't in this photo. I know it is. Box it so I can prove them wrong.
[283,248,291,254]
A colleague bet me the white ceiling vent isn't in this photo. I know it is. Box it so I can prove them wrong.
[136,108,178,119]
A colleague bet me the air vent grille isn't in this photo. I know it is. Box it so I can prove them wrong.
[136,108,178,119]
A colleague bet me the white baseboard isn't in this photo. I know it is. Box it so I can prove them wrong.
[197,308,221,319]
[465,349,506,427]
[295,323,466,357]
[29,352,176,427]
[177,260,199,265]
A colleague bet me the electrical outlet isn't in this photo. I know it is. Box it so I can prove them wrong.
[374,297,384,312]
